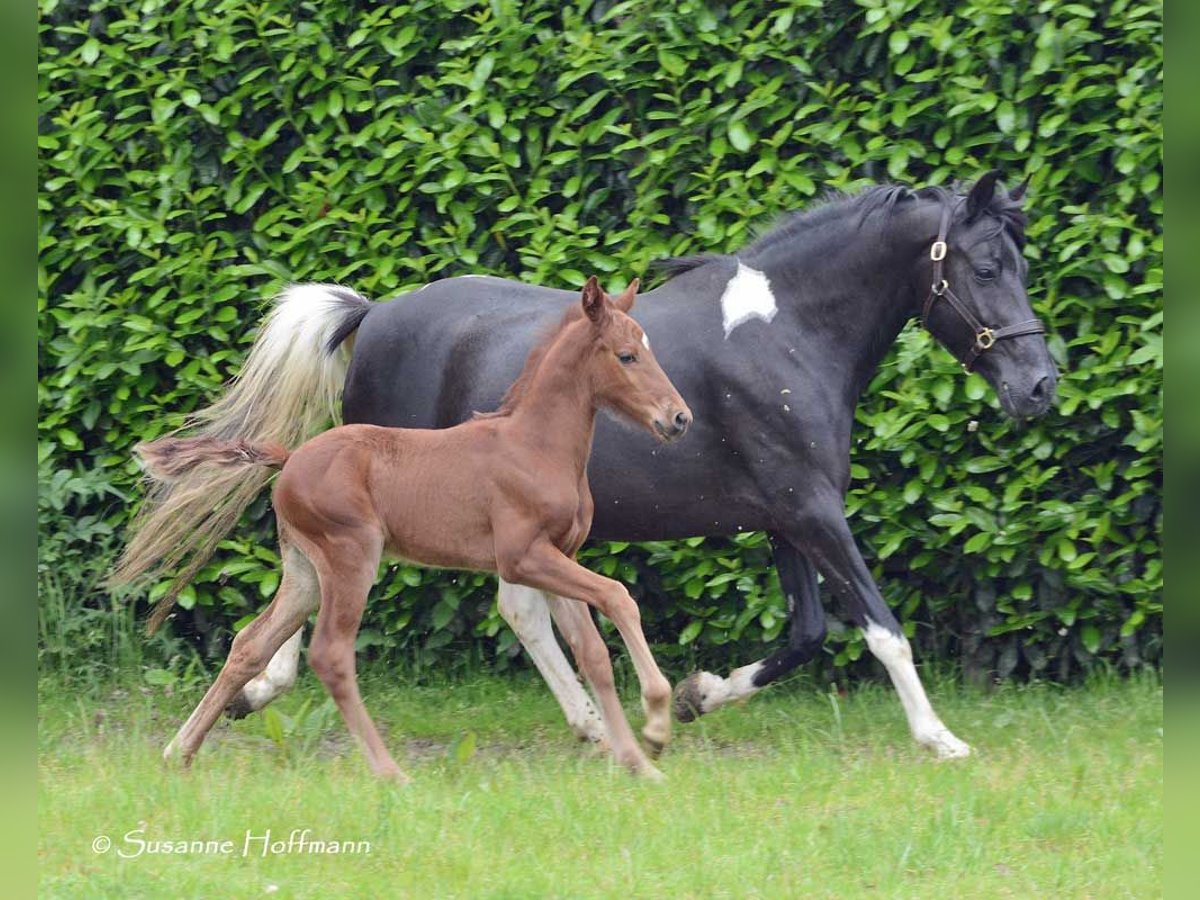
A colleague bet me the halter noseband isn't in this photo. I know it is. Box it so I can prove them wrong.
[920,201,1045,372]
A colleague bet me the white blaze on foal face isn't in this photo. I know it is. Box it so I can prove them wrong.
[720,261,777,337]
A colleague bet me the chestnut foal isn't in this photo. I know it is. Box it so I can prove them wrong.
[145,277,692,780]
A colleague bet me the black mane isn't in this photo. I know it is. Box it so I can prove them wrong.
[657,181,1027,280]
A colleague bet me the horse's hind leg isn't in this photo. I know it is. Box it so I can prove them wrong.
[226,627,305,720]
[498,579,605,745]
[675,536,826,721]
[164,545,320,765]
[306,534,407,781]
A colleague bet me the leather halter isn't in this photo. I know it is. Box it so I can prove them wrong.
[920,201,1045,372]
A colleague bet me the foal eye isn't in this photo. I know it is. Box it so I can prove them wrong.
[617,352,637,365]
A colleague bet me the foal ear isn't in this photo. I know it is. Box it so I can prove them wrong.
[966,170,1002,221]
[581,275,609,325]
[612,278,639,313]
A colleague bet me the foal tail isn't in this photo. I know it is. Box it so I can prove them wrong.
[109,283,372,634]
[137,436,290,480]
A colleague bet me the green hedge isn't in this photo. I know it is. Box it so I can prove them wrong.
[38,0,1162,681]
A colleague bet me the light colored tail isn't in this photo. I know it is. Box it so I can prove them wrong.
[110,283,372,633]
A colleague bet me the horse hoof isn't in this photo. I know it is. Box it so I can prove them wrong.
[225,692,254,721]
[672,673,707,723]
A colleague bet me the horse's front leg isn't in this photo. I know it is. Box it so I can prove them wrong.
[674,534,826,722]
[788,491,970,760]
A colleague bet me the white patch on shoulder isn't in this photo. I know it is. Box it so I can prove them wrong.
[719,261,777,337]
[641,332,651,350]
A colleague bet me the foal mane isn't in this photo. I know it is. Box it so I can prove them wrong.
[658,181,1028,279]
[473,303,587,419]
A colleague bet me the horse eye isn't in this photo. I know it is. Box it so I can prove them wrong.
[617,352,637,365]
[975,266,997,282]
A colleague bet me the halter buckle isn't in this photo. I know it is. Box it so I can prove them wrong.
[975,328,996,350]
[932,278,948,296]
[930,240,947,262]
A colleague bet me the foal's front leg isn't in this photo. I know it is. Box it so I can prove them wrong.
[497,579,606,745]
[500,542,672,778]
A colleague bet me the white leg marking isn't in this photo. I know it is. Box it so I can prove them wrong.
[240,628,304,710]
[498,579,605,743]
[690,661,766,714]
[863,620,970,759]
[719,260,777,337]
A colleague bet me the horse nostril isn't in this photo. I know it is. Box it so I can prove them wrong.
[1030,375,1051,404]
[673,410,692,433]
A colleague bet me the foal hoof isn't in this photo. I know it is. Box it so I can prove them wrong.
[923,730,972,761]
[642,732,667,760]
[161,739,192,770]
[224,691,254,721]
[672,673,708,723]
[635,761,666,783]
[375,763,413,785]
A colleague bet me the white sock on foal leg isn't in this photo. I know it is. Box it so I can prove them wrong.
[239,627,304,711]
[498,579,605,743]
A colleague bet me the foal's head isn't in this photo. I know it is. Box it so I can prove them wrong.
[580,276,692,442]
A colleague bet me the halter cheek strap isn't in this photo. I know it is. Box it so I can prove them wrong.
[920,202,1045,372]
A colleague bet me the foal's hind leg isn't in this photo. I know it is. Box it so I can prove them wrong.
[306,534,407,780]
[498,579,605,745]
[226,627,304,720]
[164,546,319,765]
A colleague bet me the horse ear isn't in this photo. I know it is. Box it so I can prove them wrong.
[966,170,1002,221]
[1009,176,1030,203]
[612,278,639,313]
[581,275,608,325]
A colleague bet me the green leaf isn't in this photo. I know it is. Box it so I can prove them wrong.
[658,50,687,77]
[728,120,754,152]
[263,707,285,746]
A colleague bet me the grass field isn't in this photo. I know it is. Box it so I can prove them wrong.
[39,668,1162,898]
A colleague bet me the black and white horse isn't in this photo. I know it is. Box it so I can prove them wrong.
[167,173,1057,759]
